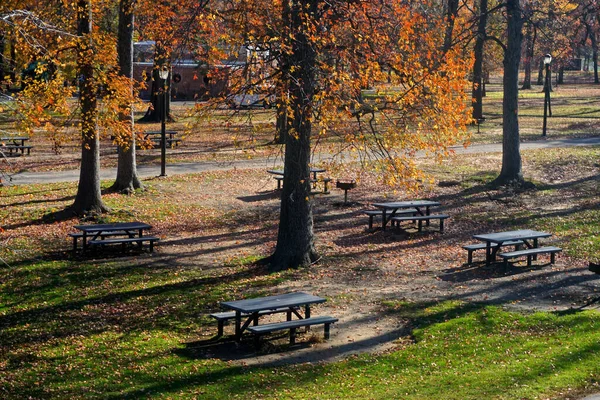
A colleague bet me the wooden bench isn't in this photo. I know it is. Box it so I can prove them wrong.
[363,208,418,230]
[69,231,129,252]
[210,307,299,337]
[462,240,524,265]
[247,316,338,347]
[391,214,449,233]
[498,246,562,268]
[88,236,160,252]
[2,145,33,156]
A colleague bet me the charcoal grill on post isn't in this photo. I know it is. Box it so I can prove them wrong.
[336,180,356,205]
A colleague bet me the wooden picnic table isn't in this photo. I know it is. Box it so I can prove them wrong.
[1,136,32,155]
[267,167,328,190]
[267,167,326,180]
[142,130,180,148]
[1,136,29,146]
[220,291,327,341]
[143,130,178,140]
[371,200,441,231]
[72,221,153,252]
[472,229,552,266]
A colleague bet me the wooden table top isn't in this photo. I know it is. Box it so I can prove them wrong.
[221,292,326,313]
[73,221,152,233]
[473,229,552,243]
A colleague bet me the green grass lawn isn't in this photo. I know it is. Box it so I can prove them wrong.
[2,82,600,400]
[3,275,600,400]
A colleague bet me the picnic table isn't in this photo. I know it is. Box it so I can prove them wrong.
[472,229,552,266]
[267,167,329,192]
[267,167,326,180]
[1,136,32,155]
[142,130,180,148]
[220,291,328,342]
[71,221,158,253]
[371,200,441,231]
[1,136,29,146]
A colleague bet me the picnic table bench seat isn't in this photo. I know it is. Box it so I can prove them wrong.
[498,246,562,267]
[363,208,418,230]
[88,236,160,252]
[69,231,129,252]
[210,307,299,337]
[247,315,338,347]
[1,145,33,155]
[391,214,449,233]
[462,240,524,265]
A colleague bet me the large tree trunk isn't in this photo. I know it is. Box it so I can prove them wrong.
[521,21,534,89]
[269,0,318,272]
[492,0,525,187]
[111,0,143,193]
[275,97,288,145]
[471,0,488,121]
[72,0,110,214]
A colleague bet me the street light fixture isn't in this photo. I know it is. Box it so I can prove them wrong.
[542,53,552,137]
[158,65,169,176]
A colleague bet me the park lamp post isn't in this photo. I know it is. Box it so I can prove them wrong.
[158,65,169,176]
[542,53,552,138]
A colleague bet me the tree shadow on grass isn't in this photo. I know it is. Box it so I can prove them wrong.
[0,264,271,349]
[237,191,281,202]
[439,261,556,283]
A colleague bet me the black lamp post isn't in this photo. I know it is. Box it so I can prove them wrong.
[158,65,169,176]
[542,53,552,137]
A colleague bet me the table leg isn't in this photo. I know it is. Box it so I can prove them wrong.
[235,310,242,341]
[382,209,387,231]
[533,238,539,260]
[305,305,311,332]
[425,206,431,226]
[82,232,88,252]
[485,241,492,266]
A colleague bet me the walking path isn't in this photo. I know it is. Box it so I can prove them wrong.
[6,137,600,185]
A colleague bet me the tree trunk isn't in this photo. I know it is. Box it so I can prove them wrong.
[269,0,318,272]
[536,58,544,85]
[275,97,288,145]
[0,33,5,91]
[521,21,533,89]
[139,42,172,122]
[274,0,289,148]
[592,31,599,84]
[557,66,564,84]
[111,0,143,193]
[493,0,525,187]
[9,34,16,84]
[443,0,460,53]
[471,0,488,121]
[71,0,110,215]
